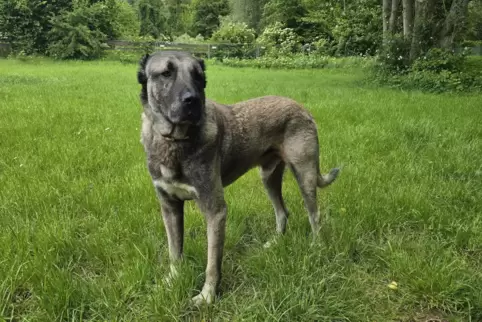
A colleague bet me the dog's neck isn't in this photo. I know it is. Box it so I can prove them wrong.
[143,105,203,143]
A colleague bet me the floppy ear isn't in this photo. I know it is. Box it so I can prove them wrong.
[138,54,150,104]
[197,58,207,88]
[137,54,150,85]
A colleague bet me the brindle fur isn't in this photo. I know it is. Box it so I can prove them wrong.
[138,51,340,305]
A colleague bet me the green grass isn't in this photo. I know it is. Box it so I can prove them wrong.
[1,58,481,322]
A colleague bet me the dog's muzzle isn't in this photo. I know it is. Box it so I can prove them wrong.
[168,91,202,125]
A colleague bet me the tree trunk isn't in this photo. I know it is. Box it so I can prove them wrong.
[389,0,401,34]
[439,0,470,49]
[402,0,414,39]
[409,0,435,61]
[383,0,392,41]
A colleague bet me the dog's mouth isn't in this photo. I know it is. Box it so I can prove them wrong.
[163,123,191,141]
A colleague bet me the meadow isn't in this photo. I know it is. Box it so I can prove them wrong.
[0,58,481,321]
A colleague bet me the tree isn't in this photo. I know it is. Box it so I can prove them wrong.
[47,0,124,59]
[165,0,191,37]
[134,0,167,38]
[466,0,482,41]
[230,0,268,33]
[402,0,414,39]
[382,0,472,62]
[115,0,140,38]
[389,0,401,34]
[0,0,72,54]
[439,0,471,49]
[190,0,230,38]
[261,0,306,31]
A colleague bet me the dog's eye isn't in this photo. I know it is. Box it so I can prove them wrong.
[161,70,171,78]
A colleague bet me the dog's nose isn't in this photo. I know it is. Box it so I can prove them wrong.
[181,91,195,105]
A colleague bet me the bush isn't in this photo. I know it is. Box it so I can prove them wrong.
[373,39,481,93]
[257,22,302,57]
[411,48,466,73]
[376,35,412,73]
[215,54,328,69]
[209,19,257,59]
[376,69,482,93]
[173,33,205,44]
[211,20,256,44]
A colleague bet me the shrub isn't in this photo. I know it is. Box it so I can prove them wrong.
[174,33,205,44]
[215,54,328,69]
[376,35,412,73]
[411,48,466,73]
[211,20,256,44]
[209,19,257,59]
[257,22,302,57]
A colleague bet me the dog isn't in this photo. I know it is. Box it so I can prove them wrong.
[137,51,340,305]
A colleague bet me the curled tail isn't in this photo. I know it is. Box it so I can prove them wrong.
[317,168,340,188]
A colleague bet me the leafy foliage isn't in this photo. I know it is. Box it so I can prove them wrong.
[47,0,122,60]
[411,48,466,73]
[135,0,167,38]
[190,0,230,38]
[256,22,301,56]
[215,54,328,69]
[115,0,140,38]
[0,0,72,54]
[211,18,256,44]
[373,47,482,93]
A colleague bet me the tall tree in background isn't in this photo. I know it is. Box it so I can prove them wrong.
[382,0,472,62]
[165,0,191,36]
[402,0,414,39]
[466,0,482,41]
[190,0,230,37]
[135,0,167,38]
[230,0,268,33]
[261,0,306,31]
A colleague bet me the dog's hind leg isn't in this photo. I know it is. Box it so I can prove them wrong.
[260,159,289,247]
[289,162,321,235]
[283,132,326,235]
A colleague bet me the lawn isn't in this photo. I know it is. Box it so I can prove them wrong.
[0,58,481,321]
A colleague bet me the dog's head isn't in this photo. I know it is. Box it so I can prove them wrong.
[138,51,207,132]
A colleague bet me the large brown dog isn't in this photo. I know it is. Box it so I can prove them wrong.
[137,51,339,305]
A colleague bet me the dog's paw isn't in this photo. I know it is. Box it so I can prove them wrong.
[191,284,216,306]
[163,264,180,287]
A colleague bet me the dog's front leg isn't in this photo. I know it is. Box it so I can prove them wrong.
[158,193,184,284]
[192,187,227,306]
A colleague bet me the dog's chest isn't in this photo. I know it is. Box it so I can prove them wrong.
[152,165,198,200]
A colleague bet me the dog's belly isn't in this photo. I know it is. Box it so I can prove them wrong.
[153,179,198,200]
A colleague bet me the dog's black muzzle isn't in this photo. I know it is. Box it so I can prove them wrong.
[168,89,203,125]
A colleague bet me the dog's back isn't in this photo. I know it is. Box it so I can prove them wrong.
[208,95,320,187]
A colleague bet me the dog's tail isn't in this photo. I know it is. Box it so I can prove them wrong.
[317,167,340,188]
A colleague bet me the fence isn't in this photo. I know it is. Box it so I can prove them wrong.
[106,40,264,59]
[455,46,482,55]
[1,40,481,59]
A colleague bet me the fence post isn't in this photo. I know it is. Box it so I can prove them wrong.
[207,44,211,59]
[256,45,260,58]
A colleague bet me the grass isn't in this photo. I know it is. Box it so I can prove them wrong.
[0,58,481,322]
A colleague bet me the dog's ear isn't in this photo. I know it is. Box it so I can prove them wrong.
[197,58,207,88]
[138,54,150,104]
[137,54,150,85]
